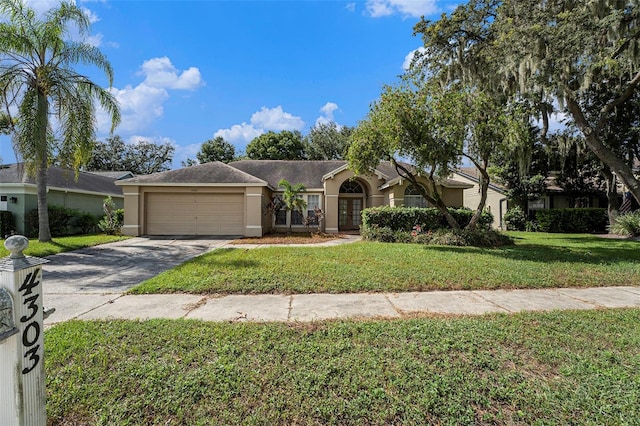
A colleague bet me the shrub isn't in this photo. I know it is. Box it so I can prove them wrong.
[609,211,640,237]
[362,224,513,247]
[504,206,527,231]
[72,212,99,234]
[25,205,78,237]
[535,208,607,233]
[361,207,493,233]
[0,211,15,238]
[98,196,123,235]
[427,229,515,248]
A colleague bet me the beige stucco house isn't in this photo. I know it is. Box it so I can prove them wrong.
[116,160,472,237]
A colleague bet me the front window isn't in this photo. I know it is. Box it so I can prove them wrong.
[307,195,320,223]
[340,180,363,193]
[274,194,321,227]
[291,209,303,225]
[404,185,428,208]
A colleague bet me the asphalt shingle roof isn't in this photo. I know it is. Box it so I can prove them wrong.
[0,163,123,196]
[116,161,267,185]
[230,160,347,189]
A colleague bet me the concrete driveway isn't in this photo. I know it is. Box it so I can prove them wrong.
[42,237,234,325]
[43,236,234,294]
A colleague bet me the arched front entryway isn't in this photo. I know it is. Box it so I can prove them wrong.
[338,180,366,231]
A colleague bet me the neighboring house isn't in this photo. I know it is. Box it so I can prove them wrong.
[0,163,124,235]
[116,160,473,237]
[451,168,509,230]
[453,167,608,229]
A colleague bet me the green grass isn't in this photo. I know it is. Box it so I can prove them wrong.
[45,309,640,425]
[131,232,640,294]
[0,234,130,258]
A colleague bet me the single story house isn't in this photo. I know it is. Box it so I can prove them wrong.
[0,163,125,235]
[116,160,473,237]
[452,167,608,229]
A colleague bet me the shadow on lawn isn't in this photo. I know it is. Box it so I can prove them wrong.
[423,238,640,265]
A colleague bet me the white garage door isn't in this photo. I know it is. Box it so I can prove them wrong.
[146,193,244,235]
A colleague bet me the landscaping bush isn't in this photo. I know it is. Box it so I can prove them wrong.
[361,207,493,233]
[504,206,527,231]
[424,229,514,247]
[72,212,99,234]
[535,208,607,233]
[25,205,78,237]
[609,211,640,237]
[0,211,15,238]
[98,196,124,235]
[361,224,513,247]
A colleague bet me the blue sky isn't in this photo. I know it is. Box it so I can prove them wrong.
[1,0,457,169]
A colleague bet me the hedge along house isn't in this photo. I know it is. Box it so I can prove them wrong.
[116,160,472,237]
[452,166,609,229]
[0,163,125,236]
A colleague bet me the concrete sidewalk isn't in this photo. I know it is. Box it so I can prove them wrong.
[44,286,640,326]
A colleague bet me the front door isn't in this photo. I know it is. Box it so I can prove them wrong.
[339,198,363,231]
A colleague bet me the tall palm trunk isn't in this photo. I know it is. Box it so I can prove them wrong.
[36,90,51,242]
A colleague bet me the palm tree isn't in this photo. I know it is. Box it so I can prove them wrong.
[278,179,307,234]
[0,0,120,241]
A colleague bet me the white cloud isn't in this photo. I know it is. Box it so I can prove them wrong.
[316,102,340,126]
[345,2,356,12]
[403,47,426,70]
[366,0,438,18]
[139,57,203,90]
[214,106,305,147]
[97,57,203,134]
[99,84,168,133]
[250,106,305,131]
[214,123,264,145]
[81,7,100,23]
[85,33,103,47]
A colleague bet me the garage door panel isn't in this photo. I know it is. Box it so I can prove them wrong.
[146,192,244,236]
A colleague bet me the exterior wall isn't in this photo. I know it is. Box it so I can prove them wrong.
[323,169,386,233]
[0,184,122,235]
[245,186,264,237]
[47,190,123,217]
[121,185,141,236]
[452,172,507,229]
[261,187,274,235]
[271,190,324,234]
[384,179,463,208]
[121,185,264,237]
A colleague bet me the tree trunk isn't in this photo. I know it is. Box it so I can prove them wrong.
[36,91,52,242]
[36,154,51,242]
[566,97,640,206]
[601,166,620,228]
[466,162,490,231]
[392,161,461,230]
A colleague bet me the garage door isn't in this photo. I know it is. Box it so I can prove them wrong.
[146,193,244,235]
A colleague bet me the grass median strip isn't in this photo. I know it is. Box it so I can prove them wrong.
[45,308,640,425]
[130,233,640,294]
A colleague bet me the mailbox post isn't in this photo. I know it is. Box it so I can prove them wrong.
[0,235,49,426]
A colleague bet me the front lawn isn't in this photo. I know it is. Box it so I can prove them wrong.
[131,232,640,294]
[45,309,640,425]
[0,234,130,258]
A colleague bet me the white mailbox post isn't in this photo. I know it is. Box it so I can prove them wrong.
[0,235,49,426]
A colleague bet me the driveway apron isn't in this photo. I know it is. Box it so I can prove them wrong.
[42,237,233,294]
